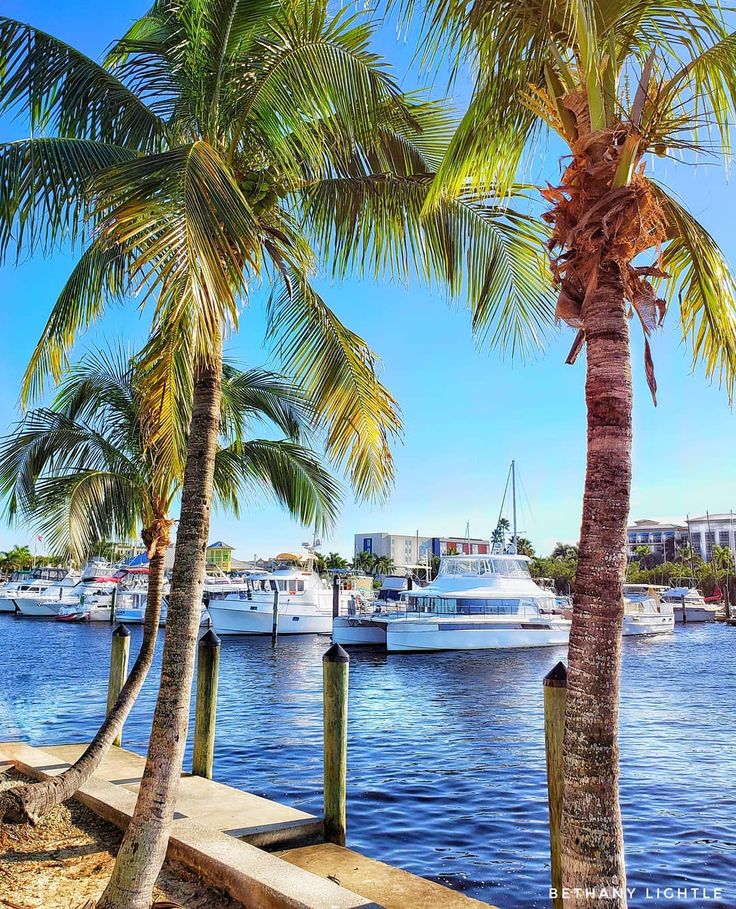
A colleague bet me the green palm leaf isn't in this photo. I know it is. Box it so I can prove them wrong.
[267,273,401,501]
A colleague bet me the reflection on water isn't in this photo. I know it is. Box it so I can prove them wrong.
[1,616,734,908]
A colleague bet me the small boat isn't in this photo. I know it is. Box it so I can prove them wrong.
[622,585,675,635]
[13,572,82,617]
[55,604,90,622]
[334,553,570,651]
[659,585,718,623]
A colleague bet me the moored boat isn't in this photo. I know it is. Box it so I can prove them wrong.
[622,584,675,635]
[334,554,570,651]
[659,585,718,623]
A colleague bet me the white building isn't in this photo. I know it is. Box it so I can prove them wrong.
[628,514,736,562]
[354,532,492,572]
[354,533,430,572]
[686,514,736,561]
[627,519,687,560]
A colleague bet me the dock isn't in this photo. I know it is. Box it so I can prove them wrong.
[0,741,495,909]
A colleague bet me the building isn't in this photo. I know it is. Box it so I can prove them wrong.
[686,514,736,561]
[354,532,491,572]
[628,514,736,563]
[354,533,430,572]
[626,519,687,561]
[206,541,235,572]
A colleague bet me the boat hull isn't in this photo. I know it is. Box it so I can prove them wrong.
[673,605,717,623]
[332,616,389,646]
[208,600,332,635]
[622,614,674,636]
[14,597,65,617]
[385,619,572,652]
[0,598,16,613]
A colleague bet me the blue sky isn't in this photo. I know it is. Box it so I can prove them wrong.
[2,0,736,561]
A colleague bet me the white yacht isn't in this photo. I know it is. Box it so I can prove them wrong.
[55,579,119,622]
[208,554,358,635]
[0,570,37,612]
[622,585,675,635]
[333,554,570,652]
[659,585,718,623]
[13,573,81,617]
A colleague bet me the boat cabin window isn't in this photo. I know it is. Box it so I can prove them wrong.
[437,556,531,578]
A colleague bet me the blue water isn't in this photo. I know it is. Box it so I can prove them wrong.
[1,615,734,908]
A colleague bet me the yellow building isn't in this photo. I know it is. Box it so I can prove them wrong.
[206,541,235,572]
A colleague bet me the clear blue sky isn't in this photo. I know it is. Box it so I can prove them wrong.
[2,0,736,561]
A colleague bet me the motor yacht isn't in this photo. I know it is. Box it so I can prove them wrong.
[622,585,675,635]
[333,554,570,651]
[12,572,82,616]
[659,585,717,623]
[208,553,360,635]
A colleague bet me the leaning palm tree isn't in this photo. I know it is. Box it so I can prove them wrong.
[0,345,340,824]
[396,0,736,903]
[0,2,552,903]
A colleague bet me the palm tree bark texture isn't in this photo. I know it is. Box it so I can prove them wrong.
[0,529,170,824]
[97,355,222,909]
[544,126,665,907]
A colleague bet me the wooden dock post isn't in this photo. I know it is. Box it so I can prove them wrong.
[323,642,349,846]
[681,593,688,625]
[271,586,280,646]
[332,574,340,618]
[543,661,567,909]
[192,628,221,779]
[192,628,220,780]
[107,624,130,747]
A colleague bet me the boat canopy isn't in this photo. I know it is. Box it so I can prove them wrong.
[437,555,531,578]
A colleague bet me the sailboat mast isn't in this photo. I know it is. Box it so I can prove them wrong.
[511,460,517,551]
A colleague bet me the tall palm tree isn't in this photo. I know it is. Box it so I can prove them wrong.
[0,2,551,903]
[396,0,736,903]
[0,346,340,825]
[325,551,349,569]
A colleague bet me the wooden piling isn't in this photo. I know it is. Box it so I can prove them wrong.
[107,624,131,747]
[681,593,687,625]
[332,575,340,618]
[543,661,567,909]
[192,628,221,779]
[271,586,280,646]
[323,642,349,846]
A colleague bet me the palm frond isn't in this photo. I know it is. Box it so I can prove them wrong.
[652,181,736,400]
[0,16,165,149]
[266,273,401,501]
[21,237,130,403]
[220,364,315,441]
[214,438,341,531]
[0,138,135,261]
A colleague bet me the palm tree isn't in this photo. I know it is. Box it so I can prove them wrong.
[551,542,579,562]
[396,1,736,902]
[325,552,349,570]
[353,550,378,574]
[515,537,535,558]
[0,545,33,572]
[0,2,550,902]
[492,517,511,548]
[373,555,395,577]
[0,346,339,825]
[634,544,652,567]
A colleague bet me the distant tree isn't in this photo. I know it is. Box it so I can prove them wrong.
[353,550,377,574]
[712,545,734,572]
[373,555,395,577]
[0,545,33,571]
[552,542,578,561]
[633,545,651,567]
[325,552,349,570]
[516,537,535,558]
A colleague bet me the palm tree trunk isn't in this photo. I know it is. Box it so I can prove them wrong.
[97,352,223,909]
[0,539,168,825]
[561,264,631,908]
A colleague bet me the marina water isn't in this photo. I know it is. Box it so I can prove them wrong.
[1,616,734,907]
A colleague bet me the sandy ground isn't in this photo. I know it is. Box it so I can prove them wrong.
[0,770,240,909]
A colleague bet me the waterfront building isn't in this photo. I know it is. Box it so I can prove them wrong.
[354,532,491,572]
[626,519,687,561]
[627,514,736,563]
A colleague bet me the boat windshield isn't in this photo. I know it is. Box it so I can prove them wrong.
[438,556,531,578]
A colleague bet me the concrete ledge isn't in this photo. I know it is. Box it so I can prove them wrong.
[280,844,496,909]
[0,742,379,909]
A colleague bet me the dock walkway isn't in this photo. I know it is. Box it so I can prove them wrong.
[0,741,495,909]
